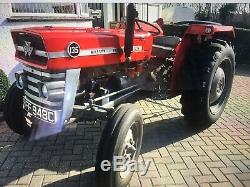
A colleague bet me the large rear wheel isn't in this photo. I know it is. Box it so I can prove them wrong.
[181,40,235,127]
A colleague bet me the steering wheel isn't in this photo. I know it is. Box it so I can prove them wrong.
[135,19,161,35]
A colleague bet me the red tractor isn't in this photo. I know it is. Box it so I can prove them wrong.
[4,4,235,187]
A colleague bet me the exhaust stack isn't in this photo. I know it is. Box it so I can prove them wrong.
[124,3,138,59]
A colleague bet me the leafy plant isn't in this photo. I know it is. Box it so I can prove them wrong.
[219,4,237,25]
[0,69,10,103]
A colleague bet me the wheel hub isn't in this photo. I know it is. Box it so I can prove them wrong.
[120,126,137,179]
[210,67,225,104]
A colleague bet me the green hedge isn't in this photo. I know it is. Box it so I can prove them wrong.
[0,69,10,103]
[234,28,250,64]
[162,24,188,38]
[162,24,250,65]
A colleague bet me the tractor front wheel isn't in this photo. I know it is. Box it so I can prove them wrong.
[4,83,31,136]
[95,104,143,187]
[181,40,235,127]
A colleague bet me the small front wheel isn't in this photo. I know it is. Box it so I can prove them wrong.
[95,104,143,187]
[4,83,31,136]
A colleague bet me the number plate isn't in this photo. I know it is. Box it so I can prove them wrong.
[23,97,56,124]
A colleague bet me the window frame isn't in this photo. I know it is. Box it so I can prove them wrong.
[9,3,89,18]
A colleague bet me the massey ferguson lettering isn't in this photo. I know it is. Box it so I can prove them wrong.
[90,48,119,55]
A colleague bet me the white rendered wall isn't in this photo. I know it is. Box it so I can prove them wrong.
[103,3,115,28]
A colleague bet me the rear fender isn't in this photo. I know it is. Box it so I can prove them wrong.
[170,35,194,96]
[185,24,235,41]
[170,25,235,96]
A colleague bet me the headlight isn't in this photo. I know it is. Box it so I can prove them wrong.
[15,72,24,89]
[41,84,48,99]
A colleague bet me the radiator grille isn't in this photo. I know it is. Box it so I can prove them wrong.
[23,66,66,110]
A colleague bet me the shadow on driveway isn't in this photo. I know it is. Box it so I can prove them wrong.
[0,104,206,187]
[141,116,206,154]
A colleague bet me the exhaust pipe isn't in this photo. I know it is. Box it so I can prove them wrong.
[124,3,138,60]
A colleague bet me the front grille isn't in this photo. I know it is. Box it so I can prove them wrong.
[11,32,48,65]
[23,66,66,110]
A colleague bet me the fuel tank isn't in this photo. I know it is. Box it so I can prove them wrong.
[11,27,154,70]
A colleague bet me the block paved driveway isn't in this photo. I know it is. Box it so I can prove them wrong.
[0,65,250,187]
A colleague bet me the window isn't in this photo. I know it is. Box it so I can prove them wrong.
[11,3,89,18]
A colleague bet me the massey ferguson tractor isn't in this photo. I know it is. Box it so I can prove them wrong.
[4,4,235,187]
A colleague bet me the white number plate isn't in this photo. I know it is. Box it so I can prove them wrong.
[23,97,56,124]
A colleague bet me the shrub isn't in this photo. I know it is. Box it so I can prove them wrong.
[162,24,188,37]
[0,69,10,103]
[234,28,250,64]
[219,4,237,25]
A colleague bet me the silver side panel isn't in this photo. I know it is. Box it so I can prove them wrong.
[28,68,80,140]
[61,69,80,122]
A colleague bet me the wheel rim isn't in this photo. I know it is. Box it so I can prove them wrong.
[119,122,138,179]
[209,67,225,104]
[209,59,231,115]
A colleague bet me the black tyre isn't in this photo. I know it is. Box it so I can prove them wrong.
[181,40,235,127]
[4,83,31,136]
[95,104,143,187]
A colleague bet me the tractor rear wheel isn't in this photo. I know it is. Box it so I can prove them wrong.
[181,40,235,127]
[95,103,143,187]
[4,83,31,136]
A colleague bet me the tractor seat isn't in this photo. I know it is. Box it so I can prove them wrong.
[152,36,181,58]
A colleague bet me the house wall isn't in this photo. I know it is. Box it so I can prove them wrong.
[134,4,162,23]
[0,3,92,83]
[103,3,162,27]
[103,3,116,28]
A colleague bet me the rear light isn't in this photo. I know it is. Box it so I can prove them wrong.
[205,27,213,34]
